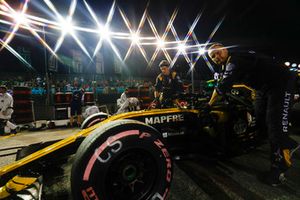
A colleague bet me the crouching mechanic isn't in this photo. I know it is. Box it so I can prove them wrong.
[116,88,140,114]
[207,43,300,186]
[154,60,184,108]
[0,85,17,135]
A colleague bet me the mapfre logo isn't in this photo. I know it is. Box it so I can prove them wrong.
[145,114,184,125]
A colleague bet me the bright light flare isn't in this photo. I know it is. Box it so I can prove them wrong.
[44,0,90,58]
[284,62,290,67]
[0,0,29,51]
[147,13,172,66]
[131,32,140,44]
[85,0,119,59]
[198,48,205,55]
[199,16,225,73]
[157,39,165,48]
[0,0,228,68]
[169,11,202,68]
[13,12,26,24]
[59,18,74,35]
[99,26,110,40]
[0,4,8,12]
[0,38,33,70]
[178,43,187,53]
[292,63,297,67]
[118,4,149,63]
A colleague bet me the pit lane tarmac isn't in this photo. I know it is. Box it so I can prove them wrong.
[0,128,299,200]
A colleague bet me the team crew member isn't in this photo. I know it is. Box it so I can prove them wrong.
[154,60,184,107]
[0,85,17,134]
[70,87,84,127]
[207,43,299,186]
[116,88,140,114]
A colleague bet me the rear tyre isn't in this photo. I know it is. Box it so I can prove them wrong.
[71,119,172,200]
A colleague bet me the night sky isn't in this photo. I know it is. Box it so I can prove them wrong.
[0,0,299,79]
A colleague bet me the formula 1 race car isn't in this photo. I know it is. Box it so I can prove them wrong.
[0,84,258,200]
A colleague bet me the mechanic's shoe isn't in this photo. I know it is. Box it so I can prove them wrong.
[260,168,287,187]
[10,129,17,134]
[281,143,300,168]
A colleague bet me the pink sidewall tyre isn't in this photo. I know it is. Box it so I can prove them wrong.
[71,119,173,200]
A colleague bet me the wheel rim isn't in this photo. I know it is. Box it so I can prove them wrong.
[105,149,158,200]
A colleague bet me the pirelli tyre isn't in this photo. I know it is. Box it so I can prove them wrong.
[71,119,172,200]
[81,113,109,129]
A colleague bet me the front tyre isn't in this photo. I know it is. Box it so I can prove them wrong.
[71,120,172,200]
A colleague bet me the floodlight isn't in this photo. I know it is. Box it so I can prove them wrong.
[157,39,165,48]
[131,32,139,44]
[14,12,26,24]
[59,18,74,34]
[99,26,110,40]
[178,43,186,52]
[198,48,205,55]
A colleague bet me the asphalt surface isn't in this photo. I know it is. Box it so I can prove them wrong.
[170,136,300,200]
[0,126,80,168]
[0,126,300,200]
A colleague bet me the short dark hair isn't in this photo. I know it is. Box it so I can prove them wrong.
[159,60,170,68]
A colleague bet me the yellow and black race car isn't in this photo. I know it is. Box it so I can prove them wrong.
[0,85,258,200]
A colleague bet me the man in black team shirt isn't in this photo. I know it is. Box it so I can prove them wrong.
[154,60,183,107]
[70,87,84,127]
[208,43,300,186]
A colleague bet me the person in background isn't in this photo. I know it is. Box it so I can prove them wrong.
[207,43,300,186]
[116,88,140,114]
[154,60,183,107]
[117,88,129,107]
[70,86,84,127]
[0,85,17,135]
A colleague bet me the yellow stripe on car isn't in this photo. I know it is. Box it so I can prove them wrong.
[0,108,198,177]
[0,176,37,199]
